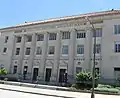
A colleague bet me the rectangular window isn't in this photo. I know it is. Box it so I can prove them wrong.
[5,36,9,43]
[16,36,22,43]
[16,48,20,55]
[77,33,86,38]
[3,48,7,53]
[26,35,32,42]
[49,33,57,40]
[77,45,84,54]
[48,46,55,55]
[36,47,42,55]
[93,44,101,54]
[93,28,102,37]
[76,67,82,74]
[62,32,70,39]
[37,34,44,41]
[95,68,100,74]
[114,25,120,34]
[13,66,17,74]
[25,47,31,55]
[115,43,120,53]
[62,45,68,54]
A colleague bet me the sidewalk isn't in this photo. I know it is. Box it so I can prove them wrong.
[0,84,120,98]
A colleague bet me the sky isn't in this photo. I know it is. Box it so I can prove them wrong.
[0,0,120,28]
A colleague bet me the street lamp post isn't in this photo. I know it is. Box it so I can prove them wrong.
[85,17,96,98]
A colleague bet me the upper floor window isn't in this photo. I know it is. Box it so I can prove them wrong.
[36,47,42,55]
[77,45,84,54]
[25,47,31,55]
[13,66,17,74]
[26,35,32,42]
[16,36,22,43]
[93,44,101,54]
[3,47,7,53]
[62,45,68,55]
[48,46,55,55]
[49,33,57,40]
[16,48,20,55]
[114,25,120,34]
[115,42,120,53]
[93,28,102,37]
[5,36,9,43]
[62,31,70,39]
[77,32,86,38]
[37,34,44,41]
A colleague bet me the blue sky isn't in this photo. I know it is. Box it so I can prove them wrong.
[0,0,120,28]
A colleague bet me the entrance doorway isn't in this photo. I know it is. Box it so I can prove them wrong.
[45,68,52,82]
[59,69,66,83]
[32,68,39,81]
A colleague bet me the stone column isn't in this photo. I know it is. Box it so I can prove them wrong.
[84,22,93,71]
[51,31,61,83]
[39,32,48,81]
[68,29,76,84]
[18,34,25,75]
[28,33,36,80]
[9,35,16,74]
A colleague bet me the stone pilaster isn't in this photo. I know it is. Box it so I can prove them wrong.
[51,31,61,83]
[18,34,25,75]
[28,33,36,80]
[84,22,93,71]
[9,35,16,74]
[39,32,48,81]
[68,29,76,84]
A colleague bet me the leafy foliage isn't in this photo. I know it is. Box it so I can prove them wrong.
[74,70,99,89]
[0,68,8,75]
[94,88,119,93]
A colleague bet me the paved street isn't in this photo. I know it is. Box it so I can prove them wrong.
[0,89,61,98]
[0,84,120,98]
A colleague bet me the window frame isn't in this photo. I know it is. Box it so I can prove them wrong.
[49,33,57,40]
[16,36,22,43]
[25,47,31,55]
[36,47,42,55]
[3,47,7,53]
[48,46,55,55]
[77,32,86,39]
[26,35,32,42]
[62,45,68,55]
[5,36,9,43]
[93,44,101,54]
[62,31,70,39]
[115,42,120,53]
[15,48,20,55]
[37,34,44,41]
[77,45,84,55]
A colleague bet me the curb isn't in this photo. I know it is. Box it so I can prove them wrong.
[0,87,74,98]
[1,81,120,96]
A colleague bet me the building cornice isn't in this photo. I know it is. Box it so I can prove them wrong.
[0,10,120,32]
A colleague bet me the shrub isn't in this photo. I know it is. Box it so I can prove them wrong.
[94,88,119,93]
[97,84,112,88]
[75,71,99,89]
[0,68,8,75]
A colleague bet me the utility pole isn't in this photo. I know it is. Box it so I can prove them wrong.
[85,17,96,98]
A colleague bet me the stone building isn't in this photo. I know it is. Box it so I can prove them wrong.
[0,10,120,84]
